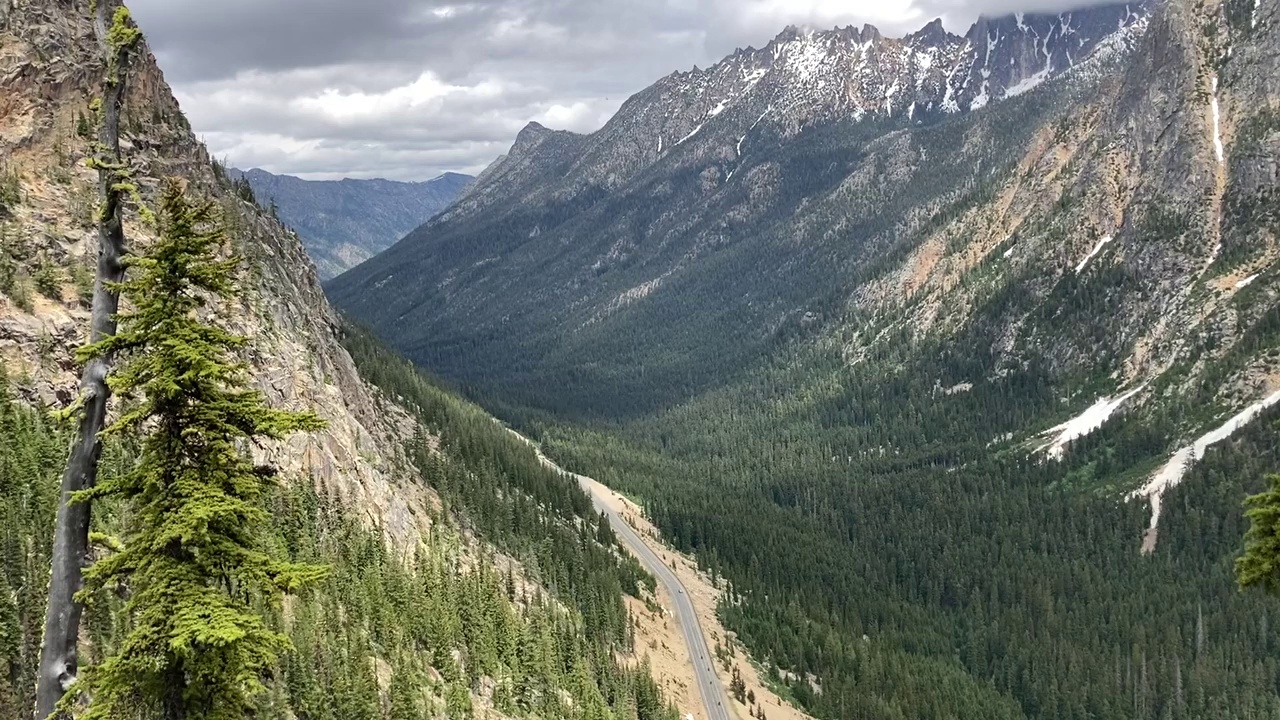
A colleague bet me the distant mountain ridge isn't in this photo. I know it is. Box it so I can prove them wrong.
[328,2,1167,417]
[434,3,1150,222]
[230,168,472,279]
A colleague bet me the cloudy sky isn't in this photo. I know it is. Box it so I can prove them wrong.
[127,0,1107,181]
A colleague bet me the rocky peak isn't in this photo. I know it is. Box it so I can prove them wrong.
[908,17,956,46]
[510,120,550,152]
[430,1,1155,224]
[517,119,551,139]
[771,24,807,45]
[509,120,579,158]
[632,2,1150,138]
[332,0,1280,527]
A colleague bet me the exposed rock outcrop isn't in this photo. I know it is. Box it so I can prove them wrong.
[0,0,435,548]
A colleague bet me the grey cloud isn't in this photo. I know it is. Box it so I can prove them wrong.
[128,0,1125,181]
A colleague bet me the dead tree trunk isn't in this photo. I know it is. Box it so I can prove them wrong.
[34,3,139,718]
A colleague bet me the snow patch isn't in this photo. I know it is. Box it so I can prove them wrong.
[971,85,990,110]
[941,76,960,113]
[1210,76,1224,165]
[708,100,728,117]
[1074,235,1113,274]
[1038,385,1144,461]
[749,107,771,131]
[1060,12,1076,37]
[1129,390,1280,552]
[676,123,704,145]
[1002,242,1016,258]
[1209,241,1223,265]
[778,32,834,86]
[1005,68,1049,98]
[977,31,997,110]
[736,106,771,156]
[913,47,936,89]
[1254,0,1262,29]
[972,35,993,112]
[1235,273,1259,289]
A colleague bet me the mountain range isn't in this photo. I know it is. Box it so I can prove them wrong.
[231,168,472,279]
[328,2,1170,418]
[329,0,1280,717]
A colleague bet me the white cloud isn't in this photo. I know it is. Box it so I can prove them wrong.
[128,0,1119,181]
[533,100,620,133]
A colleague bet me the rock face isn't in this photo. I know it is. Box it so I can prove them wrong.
[229,168,473,280]
[0,0,435,547]
[330,0,1280,483]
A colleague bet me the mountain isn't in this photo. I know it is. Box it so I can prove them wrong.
[0,3,679,718]
[230,168,472,279]
[328,3,1158,418]
[330,0,1280,717]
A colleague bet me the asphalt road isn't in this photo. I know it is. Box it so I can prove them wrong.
[510,431,733,720]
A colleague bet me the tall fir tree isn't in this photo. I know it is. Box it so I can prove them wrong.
[1238,470,1280,596]
[69,181,327,720]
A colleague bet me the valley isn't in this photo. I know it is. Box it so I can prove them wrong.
[516,426,816,720]
[512,430,734,720]
[326,0,1280,717]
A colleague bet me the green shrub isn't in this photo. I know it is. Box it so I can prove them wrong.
[0,224,29,261]
[0,254,16,299]
[8,271,33,312]
[0,165,20,216]
[76,111,93,139]
[71,261,94,306]
[32,264,63,300]
[68,182,97,227]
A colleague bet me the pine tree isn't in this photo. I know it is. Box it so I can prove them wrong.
[0,571,17,719]
[1238,473,1280,595]
[388,666,423,720]
[68,182,327,720]
[445,680,472,720]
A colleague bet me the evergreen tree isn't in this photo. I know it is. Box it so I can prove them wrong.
[388,666,423,720]
[1238,472,1280,595]
[445,680,472,720]
[69,182,327,720]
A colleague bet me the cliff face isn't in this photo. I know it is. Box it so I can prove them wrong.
[0,0,434,547]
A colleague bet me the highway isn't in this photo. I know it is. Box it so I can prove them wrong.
[510,431,733,720]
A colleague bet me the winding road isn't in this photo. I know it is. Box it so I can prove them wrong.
[510,431,733,720]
